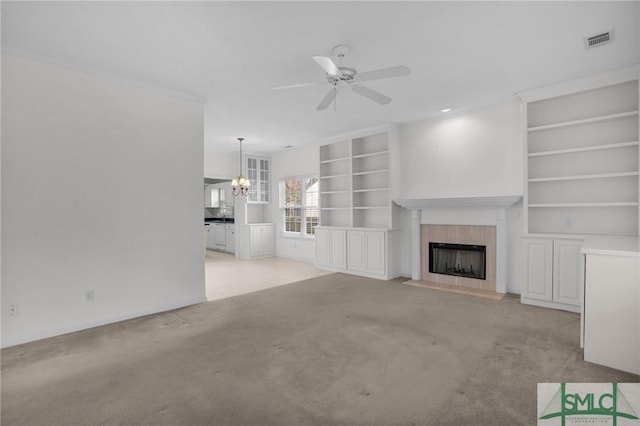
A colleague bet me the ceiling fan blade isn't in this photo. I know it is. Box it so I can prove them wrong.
[316,87,337,110]
[272,82,319,90]
[352,84,391,105]
[312,56,340,76]
[355,65,410,82]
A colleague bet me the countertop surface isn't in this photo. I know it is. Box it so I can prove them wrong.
[205,218,234,224]
[580,236,640,257]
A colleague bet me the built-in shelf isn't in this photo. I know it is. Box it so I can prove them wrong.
[319,131,392,229]
[528,141,639,157]
[353,188,389,193]
[320,173,351,179]
[352,169,390,176]
[523,77,639,237]
[320,156,350,164]
[353,206,388,210]
[528,111,638,133]
[352,150,389,159]
[529,172,640,183]
[529,202,639,208]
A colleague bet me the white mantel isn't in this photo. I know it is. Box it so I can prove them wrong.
[394,195,522,210]
[395,196,522,293]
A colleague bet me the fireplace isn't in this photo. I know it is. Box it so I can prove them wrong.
[429,242,486,280]
[394,196,522,294]
[421,224,496,292]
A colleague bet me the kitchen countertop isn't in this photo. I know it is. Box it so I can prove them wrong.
[581,236,640,257]
[205,218,234,224]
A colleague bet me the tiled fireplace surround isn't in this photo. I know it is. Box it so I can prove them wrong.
[396,196,522,294]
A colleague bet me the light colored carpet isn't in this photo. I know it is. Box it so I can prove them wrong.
[2,273,637,425]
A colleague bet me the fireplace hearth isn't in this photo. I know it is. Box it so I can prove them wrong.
[429,242,486,280]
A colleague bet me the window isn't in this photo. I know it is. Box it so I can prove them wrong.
[280,177,319,237]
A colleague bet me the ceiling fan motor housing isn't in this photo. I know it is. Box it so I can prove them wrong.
[327,67,357,85]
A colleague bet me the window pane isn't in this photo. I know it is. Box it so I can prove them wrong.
[285,207,302,233]
[284,179,302,207]
[305,178,319,207]
[305,207,319,235]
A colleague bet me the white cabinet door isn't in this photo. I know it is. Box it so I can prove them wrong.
[524,238,553,302]
[553,239,582,306]
[250,224,275,257]
[246,156,270,204]
[329,230,347,269]
[347,230,365,271]
[214,224,226,250]
[316,228,347,270]
[250,226,263,256]
[316,228,387,277]
[365,231,386,276]
[315,228,330,267]
[225,225,235,253]
[206,226,217,249]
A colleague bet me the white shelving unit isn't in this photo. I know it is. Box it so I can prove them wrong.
[518,71,639,315]
[316,129,399,280]
[524,79,639,236]
[319,133,391,229]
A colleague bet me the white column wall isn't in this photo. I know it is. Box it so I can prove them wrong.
[1,54,206,347]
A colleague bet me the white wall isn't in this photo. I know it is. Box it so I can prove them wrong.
[1,54,206,347]
[399,98,523,199]
[204,150,237,180]
[267,144,320,262]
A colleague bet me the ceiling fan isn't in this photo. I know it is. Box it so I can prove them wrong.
[274,45,411,110]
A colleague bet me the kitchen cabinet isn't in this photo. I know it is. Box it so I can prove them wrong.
[521,237,582,313]
[205,224,216,249]
[238,223,275,259]
[316,227,390,279]
[205,222,234,253]
[213,223,226,250]
[246,155,270,204]
[225,224,235,253]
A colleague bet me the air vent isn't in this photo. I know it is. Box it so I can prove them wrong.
[584,30,614,49]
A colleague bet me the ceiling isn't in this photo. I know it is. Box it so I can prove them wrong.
[2,1,638,154]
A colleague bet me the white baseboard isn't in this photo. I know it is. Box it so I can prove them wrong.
[275,253,316,264]
[1,295,207,349]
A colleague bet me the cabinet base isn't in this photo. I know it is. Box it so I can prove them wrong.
[520,296,580,313]
[315,264,397,281]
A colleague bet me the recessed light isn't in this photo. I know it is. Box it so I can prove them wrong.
[440,107,453,113]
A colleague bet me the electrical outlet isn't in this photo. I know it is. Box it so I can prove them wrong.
[8,303,18,317]
[86,290,94,302]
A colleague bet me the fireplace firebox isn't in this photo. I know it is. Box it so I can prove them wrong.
[429,242,486,280]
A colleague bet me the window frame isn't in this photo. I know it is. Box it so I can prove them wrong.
[279,176,319,238]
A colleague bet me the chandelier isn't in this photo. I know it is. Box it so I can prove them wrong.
[231,137,251,196]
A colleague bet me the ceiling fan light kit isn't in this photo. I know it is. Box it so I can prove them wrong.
[277,44,411,111]
[231,137,251,197]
